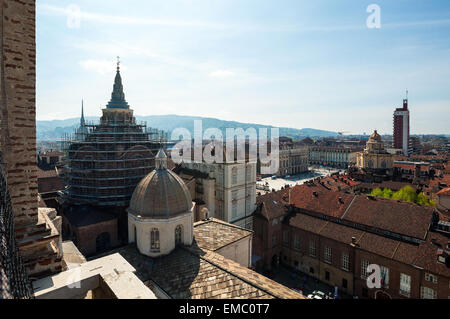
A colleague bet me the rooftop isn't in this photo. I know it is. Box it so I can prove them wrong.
[113,244,305,299]
[193,218,252,252]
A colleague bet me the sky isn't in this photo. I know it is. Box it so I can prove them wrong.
[36,0,450,134]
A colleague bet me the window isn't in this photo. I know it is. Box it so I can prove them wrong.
[232,204,238,218]
[232,190,238,200]
[341,253,349,271]
[380,266,389,287]
[272,218,278,226]
[294,260,299,267]
[294,235,300,250]
[342,278,348,289]
[309,240,316,257]
[361,260,370,279]
[246,167,251,181]
[175,225,183,246]
[309,267,314,274]
[283,231,289,245]
[150,228,160,252]
[425,273,437,284]
[325,271,330,281]
[232,167,238,184]
[400,273,411,297]
[324,246,332,264]
[272,234,277,248]
[421,286,437,299]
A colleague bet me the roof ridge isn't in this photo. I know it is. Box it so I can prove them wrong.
[183,247,302,299]
[339,194,357,219]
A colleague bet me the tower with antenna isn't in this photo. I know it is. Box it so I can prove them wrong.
[393,89,411,156]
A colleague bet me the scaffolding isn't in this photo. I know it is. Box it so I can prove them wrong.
[61,114,170,207]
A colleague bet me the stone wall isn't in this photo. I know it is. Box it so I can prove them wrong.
[0,0,63,281]
[0,0,38,227]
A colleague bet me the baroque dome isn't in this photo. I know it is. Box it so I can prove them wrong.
[128,149,192,219]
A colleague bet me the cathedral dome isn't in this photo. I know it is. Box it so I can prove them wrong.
[128,149,192,219]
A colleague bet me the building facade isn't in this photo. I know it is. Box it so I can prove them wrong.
[254,184,450,299]
[177,153,257,230]
[309,146,358,168]
[356,130,394,171]
[277,143,309,176]
[393,97,411,156]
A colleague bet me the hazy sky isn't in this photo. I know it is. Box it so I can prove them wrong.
[36,0,450,134]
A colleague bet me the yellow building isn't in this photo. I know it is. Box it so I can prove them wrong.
[356,130,393,170]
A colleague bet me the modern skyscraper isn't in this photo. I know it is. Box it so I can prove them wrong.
[393,92,411,156]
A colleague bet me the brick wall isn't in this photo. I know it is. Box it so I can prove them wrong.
[0,0,38,228]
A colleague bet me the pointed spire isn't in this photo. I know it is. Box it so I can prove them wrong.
[155,148,168,170]
[106,57,130,109]
[80,99,85,126]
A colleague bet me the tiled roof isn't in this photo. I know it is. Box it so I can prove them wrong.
[114,245,305,299]
[342,196,434,240]
[289,184,354,218]
[288,208,449,277]
[286,184,434,241]
[37,167,58,179]
[437,188,450,196]
[37,168,64,193]
[255,188,290,220]
[193,218,252,252]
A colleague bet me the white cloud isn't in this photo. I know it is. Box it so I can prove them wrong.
[79,59,127,75]
[209,70,235,78]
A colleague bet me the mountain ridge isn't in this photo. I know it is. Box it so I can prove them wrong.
[36,114,339,141]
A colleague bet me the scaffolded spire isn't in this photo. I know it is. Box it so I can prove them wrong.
[106,57,130,109]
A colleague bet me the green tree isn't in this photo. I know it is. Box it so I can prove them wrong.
[370,188,384,197]
[392,186,417,203]
[381,188,394,199]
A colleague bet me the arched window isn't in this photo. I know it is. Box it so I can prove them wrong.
[175,225,183,245]
[381,161,387,168]
[150,228,160,252]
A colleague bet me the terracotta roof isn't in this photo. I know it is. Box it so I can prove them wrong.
[437,188,450,196]
[37,168,64,193]
[255,188,290,220]
[342,196,434,240]
[114,245,305,299]
[193,218,252,252]
[289,184,354,218]
[288,208,449,277]
[37,167,58,179]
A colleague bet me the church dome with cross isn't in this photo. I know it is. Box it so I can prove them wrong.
[127,149,195,257]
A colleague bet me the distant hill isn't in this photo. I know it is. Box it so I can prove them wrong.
[36,114,339,141]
